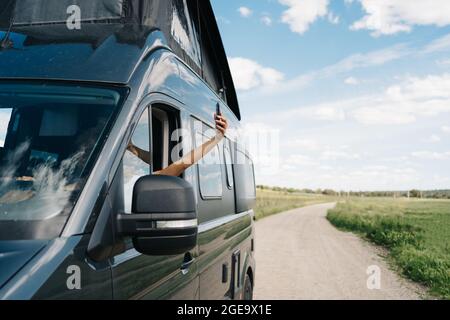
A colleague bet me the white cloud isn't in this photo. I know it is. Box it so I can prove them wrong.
[442,126,450,133]
[0,139,4,148]
[269,73,450,126]
[423,33,450,54]
[273,99,350,123]
[320,150,361,161]
[437,58,450,66]
[322,44,410,76]
[327,12,340,25]
[260,44,410,97]
[284,140,362,163]
[261,16,273,26]
[344,77,360,85]
[259,161,424,191]
[351,0,450,37]
[217,16,231,25]
[313,106,346,121]
[238,7,253,18]
[423,135,441,143]
[228,57,285,91]
[352,73,450,125]
[285,154,316,166]
[276,103,346,122]
[352,107,415,125]
[279,0,329,34]
[285,138,320,150]
[412,151,450,160]
[386,73,450,101]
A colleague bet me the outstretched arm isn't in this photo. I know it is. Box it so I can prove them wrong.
[155,114,228,177]
[127,143,151,164]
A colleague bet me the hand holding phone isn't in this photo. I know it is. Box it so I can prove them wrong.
[214,103,227,138]
[216,103,222,118]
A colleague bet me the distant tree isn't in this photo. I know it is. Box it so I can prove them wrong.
[410,189,421,198]
[322,189,337,196]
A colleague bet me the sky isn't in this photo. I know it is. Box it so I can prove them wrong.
[211,0,450,191]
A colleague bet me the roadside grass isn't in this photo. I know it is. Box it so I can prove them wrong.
[255,188,336,220]
[327,198,450,299]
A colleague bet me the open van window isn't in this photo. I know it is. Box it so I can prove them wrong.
[0,82,126,240]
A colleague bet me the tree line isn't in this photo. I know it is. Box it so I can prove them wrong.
[256,185,450,199]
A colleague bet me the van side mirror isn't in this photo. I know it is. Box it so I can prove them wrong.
[117,175,197,256]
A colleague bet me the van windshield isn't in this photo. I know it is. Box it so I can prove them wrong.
[0,82,126,240]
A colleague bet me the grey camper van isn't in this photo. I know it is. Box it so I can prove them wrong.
[0,0,256,300]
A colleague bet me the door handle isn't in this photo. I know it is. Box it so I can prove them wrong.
[181,254,195,275]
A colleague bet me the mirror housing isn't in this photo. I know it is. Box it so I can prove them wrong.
[117,175,197,256]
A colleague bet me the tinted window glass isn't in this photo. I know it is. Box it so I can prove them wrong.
[171,0,202,67]
[123,108,150,213]
[0,82,125,240]
[195,123,222,199]
[246,159,256,198]
[237,150,256,199]
[224,140,234,189]
[13,0,124,25]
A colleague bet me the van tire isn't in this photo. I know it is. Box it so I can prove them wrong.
[243,274,253,300]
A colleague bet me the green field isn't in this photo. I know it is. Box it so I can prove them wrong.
[255,188,336,220]
[327,198,450,299]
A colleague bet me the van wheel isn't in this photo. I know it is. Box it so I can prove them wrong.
[242,274,253,300]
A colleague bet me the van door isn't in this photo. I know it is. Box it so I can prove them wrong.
[191,117,245,299]
[110,105,198,300]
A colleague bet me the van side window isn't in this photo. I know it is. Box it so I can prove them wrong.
[171,0,202,67]
[224,139,234,189]
[237,150,256,199]
[194,120,223,199]
[123,108,150,212]
[186,1,222,95]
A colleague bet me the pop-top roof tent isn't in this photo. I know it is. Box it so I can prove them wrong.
[0,0,241,119]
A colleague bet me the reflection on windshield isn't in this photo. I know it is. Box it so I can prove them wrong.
[0,141,84,220]
[0,83,124,239]
[0,109,12,147]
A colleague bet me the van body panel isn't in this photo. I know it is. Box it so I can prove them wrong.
[0,1,255,300]
[110,248,199,300]
[0,240,48,289]
[0,236,112,300]
[197,212,253,299]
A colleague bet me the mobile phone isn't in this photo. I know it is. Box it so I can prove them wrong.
[216,103,222,117]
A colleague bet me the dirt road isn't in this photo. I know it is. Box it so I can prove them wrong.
[254,203,425,300]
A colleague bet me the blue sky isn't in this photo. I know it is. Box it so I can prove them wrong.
[211,0,450,191]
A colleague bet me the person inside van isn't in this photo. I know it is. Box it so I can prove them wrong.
[127,113,228,176]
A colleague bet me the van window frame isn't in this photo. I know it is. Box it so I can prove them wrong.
[122,106,152,213]
[236,148,257,200]
[223,138,234,190]
[192,117,223,201]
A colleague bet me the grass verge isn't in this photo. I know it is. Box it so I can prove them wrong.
[255,188,336,220]
[327,198,450,299]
